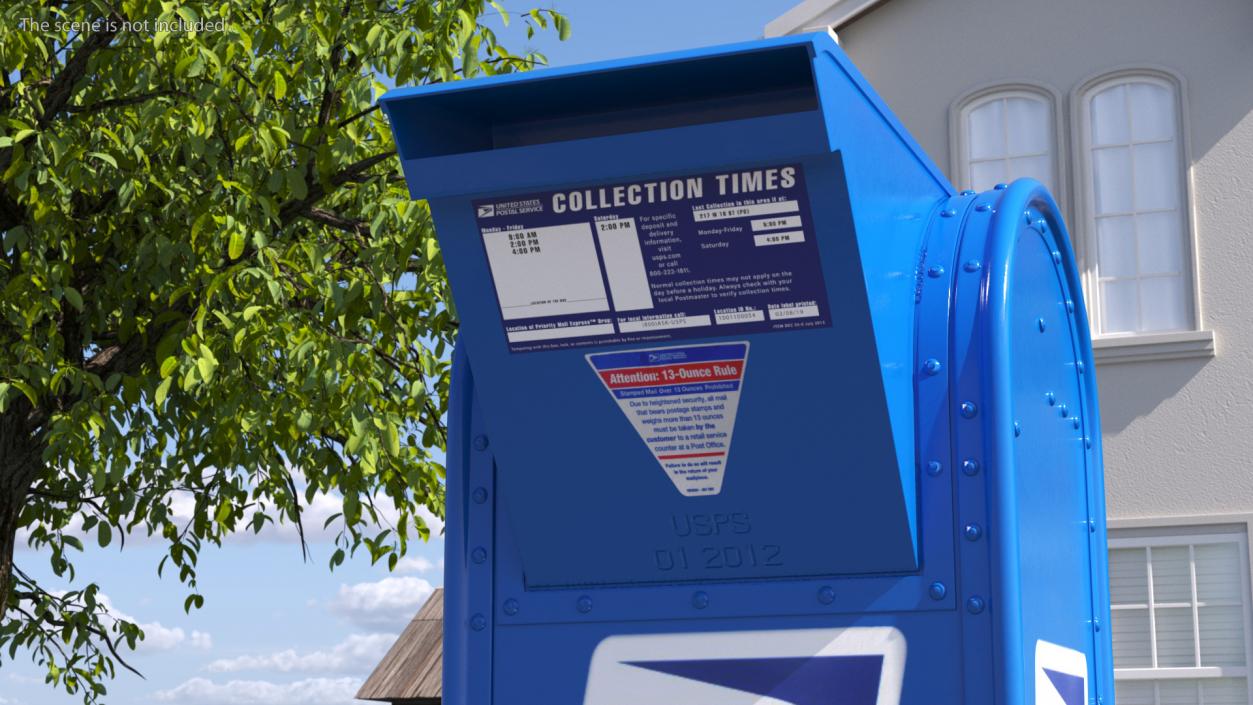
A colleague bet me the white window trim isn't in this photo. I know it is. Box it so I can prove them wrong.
[1093,329,1215,364]
[949,81,1068,216]
[1071,67,1212,361]
[1109,515,1253,704]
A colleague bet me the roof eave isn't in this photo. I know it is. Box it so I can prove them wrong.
[764,0,889,37]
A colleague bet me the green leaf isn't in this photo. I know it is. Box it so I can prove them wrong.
[228,231,246,260]
[196,347,218,382]
[383,423,400,456]
[88,151,118,169]
[96,523,112,548]
[176,5,200,25]
[9,380,38,406]
[160,356,179,378]
[63,287,84,312]
[155,377,173,407]
[346,429,364,454]
[184,594,204,613]
[272,72,287,101]
[554,13,572,41]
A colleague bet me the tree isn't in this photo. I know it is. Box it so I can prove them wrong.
[0,1,567,700]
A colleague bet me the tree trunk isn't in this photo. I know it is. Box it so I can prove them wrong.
[0,416,41,618]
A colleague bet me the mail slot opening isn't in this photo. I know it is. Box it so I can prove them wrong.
[386,44,819,159]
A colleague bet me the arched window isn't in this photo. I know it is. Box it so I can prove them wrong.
[954,86,1057,193]
[1078,72,1194,336]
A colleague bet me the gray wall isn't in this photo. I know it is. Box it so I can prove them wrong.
[820,0,1253,520]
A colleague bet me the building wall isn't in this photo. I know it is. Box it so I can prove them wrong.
[796,0,1253,523]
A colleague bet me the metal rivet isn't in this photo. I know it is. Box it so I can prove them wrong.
[576,596,593,614]
[503,599,519,616]
[975,203,991,212]
[1038,317,1046,332]
[1073,417,1081,429]
[1034,218,1048,232]
[1089,519,1097,534]
[1046,392,1055,406]
[923,358,942,375]
[692,591,710,609]
[960,401,978,418]
[1093,618,1102,632]
[940,208,957,218]
[1024,211,1033,224]
[928,582,948,600]
[959,189,976,196]
[1052,251,1062,264]
[471,547,487,564]
[926,460,943,477]
[1013,421,1022,437]
[1059,404,1069,418]
[1065,299,1075,313]
[473,435,490,451]
[472,487,488,504]
[964,523,984,541]
[963,259,982,272]
[1085,436,1093,449]
[1077,361,1086,374]
[817,586,836,605]
[470,613,487,631]
[927,265,945,278]
[962,459,980,476]
[994,183,1009,190]
[966,596,986,614]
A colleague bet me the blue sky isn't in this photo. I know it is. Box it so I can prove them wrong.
[2,2,803,704]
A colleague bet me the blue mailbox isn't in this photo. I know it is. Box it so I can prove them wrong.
[381,32,1113,705]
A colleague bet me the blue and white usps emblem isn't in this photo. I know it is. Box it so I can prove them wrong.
[1035,640,1088,705]
[583,627,906,705]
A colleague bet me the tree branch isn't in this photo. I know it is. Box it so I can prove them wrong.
[304,207,367,234]
[35,13,123,129]
[67,88,188,115]
[277,150,396,226]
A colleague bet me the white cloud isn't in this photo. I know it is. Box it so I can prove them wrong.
[394,555,442,574]
[99,594,213,652]
[153,676,363,705]
[4,672,42,685]
[328,576,434,629]
[205,633,397,675]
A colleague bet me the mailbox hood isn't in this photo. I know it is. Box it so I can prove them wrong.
[382,33,955,588]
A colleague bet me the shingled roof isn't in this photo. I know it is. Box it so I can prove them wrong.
[357,588,443,704]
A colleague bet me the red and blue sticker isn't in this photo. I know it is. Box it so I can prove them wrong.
[587,342,749,496]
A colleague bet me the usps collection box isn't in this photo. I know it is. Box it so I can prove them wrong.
[381,32,1113,705]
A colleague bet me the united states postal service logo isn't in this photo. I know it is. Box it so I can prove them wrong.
[1035,640,1088,705]
[583,627,906,705]
[476,204,495,218]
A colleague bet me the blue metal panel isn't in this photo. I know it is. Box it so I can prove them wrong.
[383,32,1113,705]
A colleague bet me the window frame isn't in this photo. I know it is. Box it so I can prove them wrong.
[1072,67,1203,342]
[1108,518,1253,705]
[949,81,1068,211]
